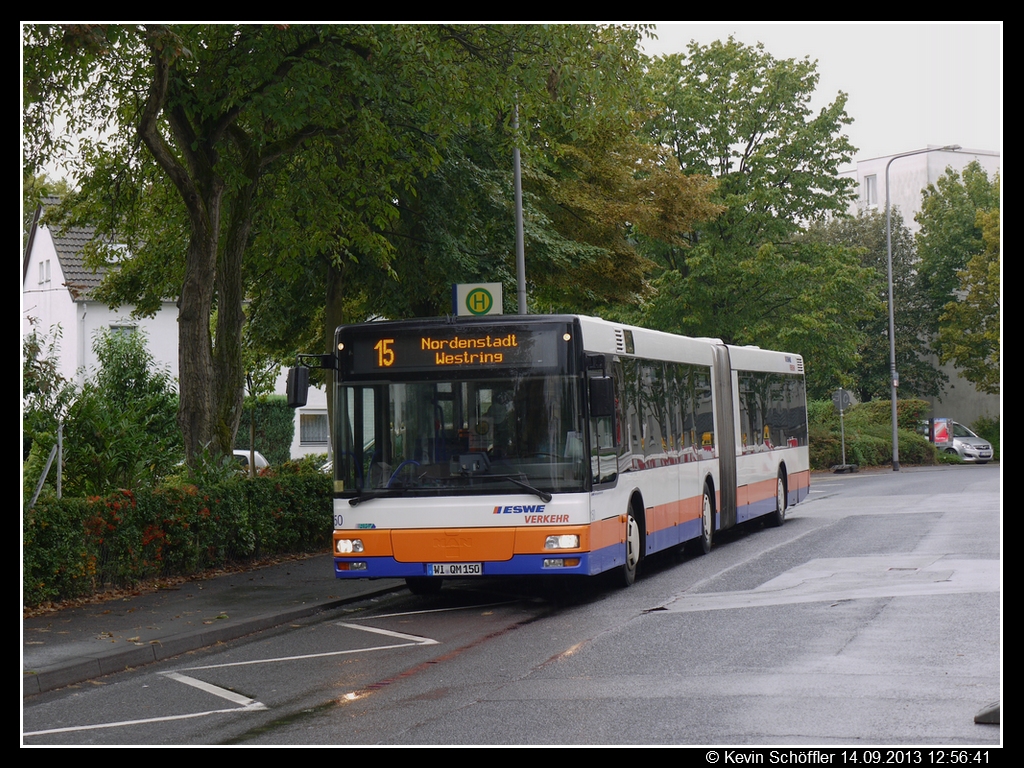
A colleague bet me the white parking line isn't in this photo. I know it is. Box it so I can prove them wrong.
[24,622,438,738]
[334,622,441,643]
[23,703,266,737]
[179,622,438,672]
[163,671,260,706]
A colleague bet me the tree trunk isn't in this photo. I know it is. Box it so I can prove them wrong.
[177,216,219,463]
[211,187,255,458]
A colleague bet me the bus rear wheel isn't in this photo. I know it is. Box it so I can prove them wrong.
[693,485,713,556]
[769,471,787,527]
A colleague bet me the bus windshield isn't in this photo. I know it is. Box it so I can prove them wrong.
[337,372,586,497]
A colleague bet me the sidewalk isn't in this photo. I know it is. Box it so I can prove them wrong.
[23,554,403,696]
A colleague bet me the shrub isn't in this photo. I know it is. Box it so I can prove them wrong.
[808,397,937,469]
[971,416,1000,461]
[24,329,182,499]
[23,472,332,608]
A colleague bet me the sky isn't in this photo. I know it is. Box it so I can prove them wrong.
[641,22,1002,169]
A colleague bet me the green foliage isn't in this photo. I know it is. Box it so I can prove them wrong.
[277,453,329,475]
[23,172,69,248]
[237,396,295,466]
[24,329,181,498]
[23,497,97,605]
[802,210,946,402]
[22,323,76,462]
[640,38,869,396]
[916,161,1000,335]
[807,398,936,469]
[647,38,856,242]
[971,416,1000,461]
[937,206,1000,394]
[23,24,664,466]
[850,398,932,432]
[23,473,332,608]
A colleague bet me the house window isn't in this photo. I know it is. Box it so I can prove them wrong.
[300,412,329,445]
[864,175,878,208]
[38,259,50,284]
[109,324,137,336]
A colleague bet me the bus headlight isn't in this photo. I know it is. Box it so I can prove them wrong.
[545,534,579,550]
[336,538,364,554]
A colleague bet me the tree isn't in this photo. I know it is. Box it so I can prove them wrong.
[802,209,945,402]
[23,329,180,497]
[22,322,76,461]
[639,38,871,396]
[937,206,1000,394]
[25,25,392,464]
[22,172,69,249]
[915,161,1000,334]
[217,25,714,355]
[24,24,665,467]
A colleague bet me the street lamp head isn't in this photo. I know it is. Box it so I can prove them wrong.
[942,144,962,151]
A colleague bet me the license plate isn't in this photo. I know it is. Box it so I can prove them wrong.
[430,562,482,576]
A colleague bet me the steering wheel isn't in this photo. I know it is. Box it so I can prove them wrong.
[386,459,422,488]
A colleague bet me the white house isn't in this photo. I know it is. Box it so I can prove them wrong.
[22,201,180,385]
[22,200,328,461]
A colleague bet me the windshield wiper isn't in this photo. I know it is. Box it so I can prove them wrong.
[447,472,552,502]
[503,475,553,502]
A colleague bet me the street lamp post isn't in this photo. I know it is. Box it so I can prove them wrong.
[884,145,960,471]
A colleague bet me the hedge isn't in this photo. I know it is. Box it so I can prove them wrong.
[24,473,332,608]
[808,397,938,470]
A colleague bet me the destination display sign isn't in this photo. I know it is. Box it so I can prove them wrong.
[343,326,566,376]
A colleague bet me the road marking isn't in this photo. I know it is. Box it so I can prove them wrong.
[179,622,437,672]
[162,671,259,706]
[24,623,437,738]
[23,702,266,737]
[333,622,439,642]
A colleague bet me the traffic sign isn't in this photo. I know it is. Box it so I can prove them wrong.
[453,283,503,316]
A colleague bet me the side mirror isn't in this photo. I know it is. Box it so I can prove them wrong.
[286,366,310,408]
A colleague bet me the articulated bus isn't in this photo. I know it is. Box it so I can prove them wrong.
[290,314,809,593]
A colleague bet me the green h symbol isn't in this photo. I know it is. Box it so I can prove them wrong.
[466,288,493,315]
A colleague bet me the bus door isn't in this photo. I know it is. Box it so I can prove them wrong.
[711,344,737,529]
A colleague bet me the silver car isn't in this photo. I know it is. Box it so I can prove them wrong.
[943,422,993,464]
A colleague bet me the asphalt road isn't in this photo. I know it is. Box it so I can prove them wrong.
[23,465,1001,746]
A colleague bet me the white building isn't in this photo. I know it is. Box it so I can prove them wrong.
[840,147,1000,425]
[22,201,328,461]
[843,146,1000,231]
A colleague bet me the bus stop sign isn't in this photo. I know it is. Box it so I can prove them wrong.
[453,283,503,316]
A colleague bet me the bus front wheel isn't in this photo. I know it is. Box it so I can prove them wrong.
[620,511,641,586]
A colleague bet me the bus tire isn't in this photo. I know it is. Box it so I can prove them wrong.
[406,577,443,595]
[694,485,713,556]
[769,470,787,527]
[620,510,641,586]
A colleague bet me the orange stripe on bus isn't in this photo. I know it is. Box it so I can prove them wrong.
[645,495,704,535]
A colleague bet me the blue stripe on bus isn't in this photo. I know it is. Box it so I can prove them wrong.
[335,547,625,579]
